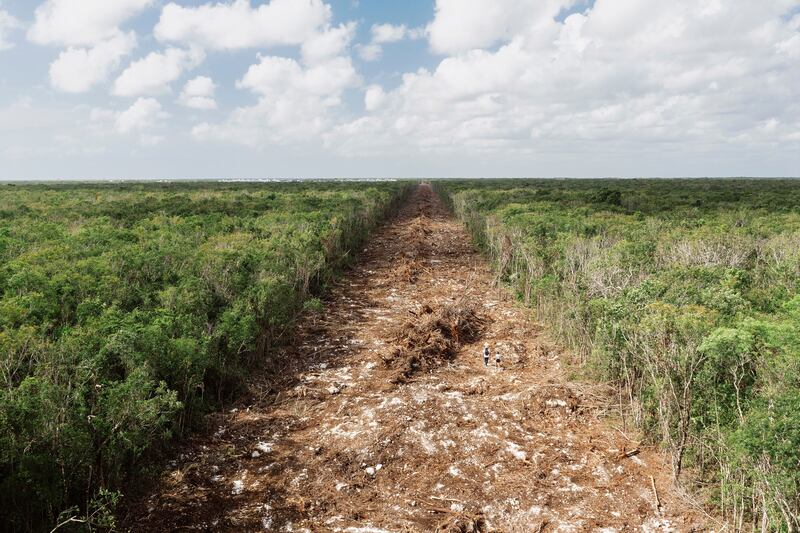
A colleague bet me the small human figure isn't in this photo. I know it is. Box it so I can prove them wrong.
[483,343,490,367]
[495,349,502,369]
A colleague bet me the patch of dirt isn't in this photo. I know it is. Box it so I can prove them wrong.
[121,184,712,532]
[524,382,581,417]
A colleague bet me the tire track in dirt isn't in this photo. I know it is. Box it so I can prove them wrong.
[125,184,708,532]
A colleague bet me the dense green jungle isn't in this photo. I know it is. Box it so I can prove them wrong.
[0,180,411,531]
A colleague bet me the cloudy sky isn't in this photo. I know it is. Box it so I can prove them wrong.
[0,0,798,180]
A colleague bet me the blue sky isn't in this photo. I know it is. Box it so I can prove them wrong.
[0,0,798,180]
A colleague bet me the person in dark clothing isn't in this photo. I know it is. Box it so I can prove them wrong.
[483,343,490,367]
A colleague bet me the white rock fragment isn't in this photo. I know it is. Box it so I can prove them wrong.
[418,433,437,454]
[256,442,273,454]
[507,441,527,461]
[231,480,244,495]
[642,517,676,532]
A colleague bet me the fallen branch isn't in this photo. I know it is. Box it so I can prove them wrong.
[612,425,637,442]
[617,447,641,461]
[430,496,462,503]
[650,475,661,512]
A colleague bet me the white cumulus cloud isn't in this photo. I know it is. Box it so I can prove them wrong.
[155,0,331,50]
[372,23,409,44]
[89,97,169,147]
[427,0,564,55]
[364,85,386,112]
[325,0,800,169]
[179,76,218,110]
[49,32,137,93]
[18,0,797,178]
[113,47,205,97]
[195,52,359,146]
[192,3,361,147]
[116,97,166,133]
[357,43,382,62]
[0,8,21,51]
[301,22,356,64]
[29,0,153,93]
[28,0,154,46]
[105,97,169,146]
[358,23,424,61]
[238,55,358,97]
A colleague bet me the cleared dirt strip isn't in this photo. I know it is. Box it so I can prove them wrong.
[124,184,709,532]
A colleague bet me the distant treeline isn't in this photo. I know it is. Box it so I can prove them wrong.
[0,181,411,531]
[434,179,800,530]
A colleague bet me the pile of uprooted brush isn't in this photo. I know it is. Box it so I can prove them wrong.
[435,510,488,532]
[391,214,432,283]
[382,301,489,383]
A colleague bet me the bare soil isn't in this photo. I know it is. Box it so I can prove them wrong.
[123,184,709,532]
